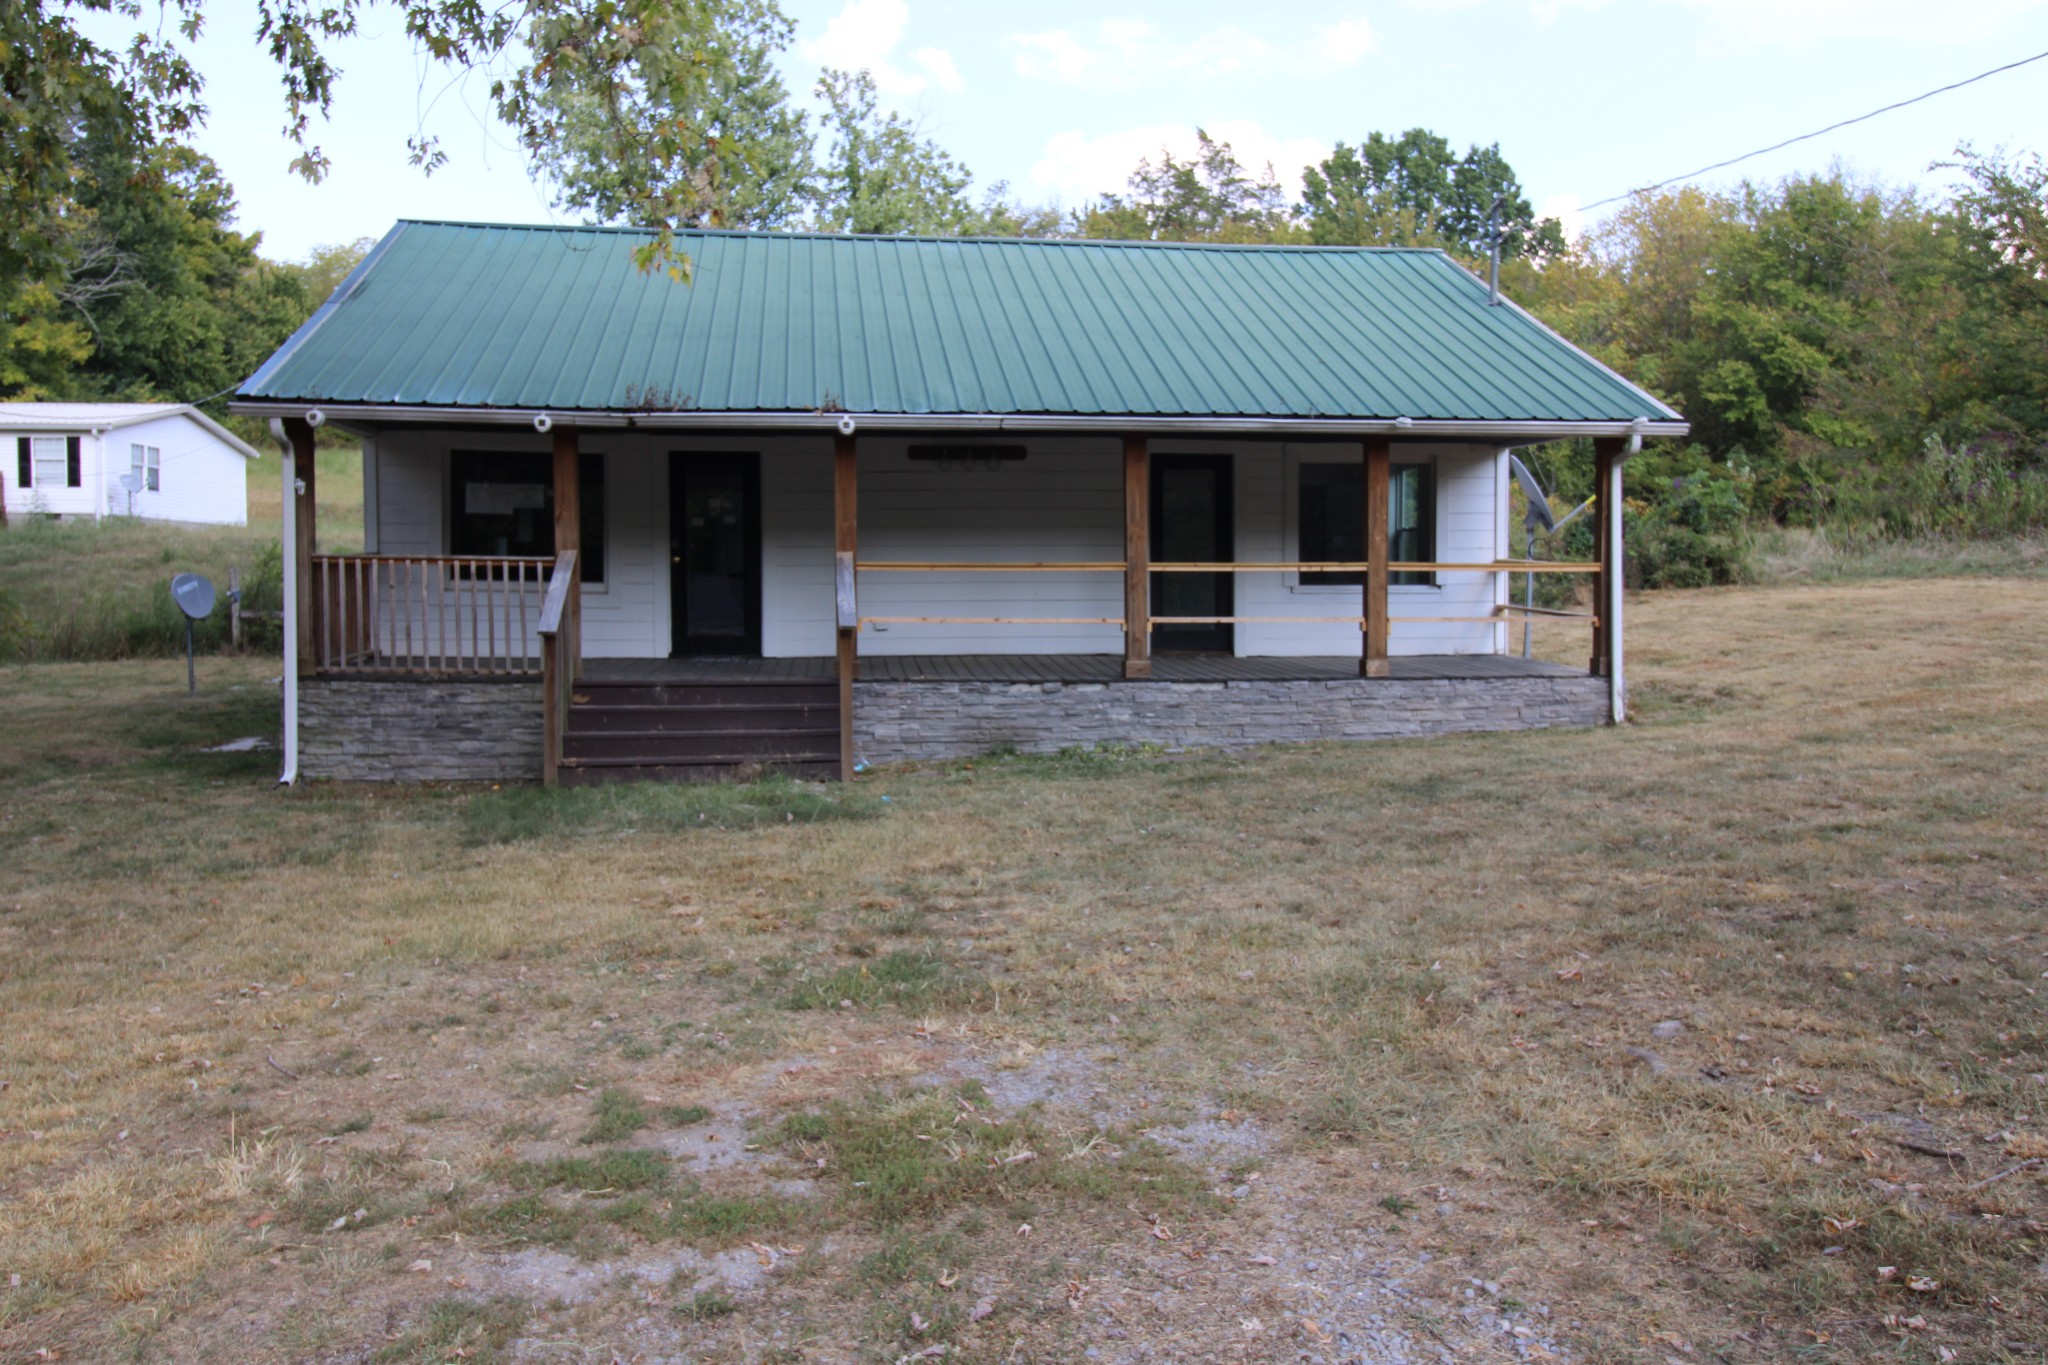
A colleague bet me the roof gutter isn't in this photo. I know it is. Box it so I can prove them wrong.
[226,401,1688,447]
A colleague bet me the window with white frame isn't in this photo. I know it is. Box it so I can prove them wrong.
[131,443,161,491]
[31,436,69,489]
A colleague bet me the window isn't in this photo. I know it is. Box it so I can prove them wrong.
[447,450,606,585]
[131,443,160,492]
[23,435,78,490]
[1297,460,1435,587]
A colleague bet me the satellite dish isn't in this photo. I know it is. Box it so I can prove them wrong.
[171,573,217,620]
[119,473,145,493]
[1509,455,1556,533]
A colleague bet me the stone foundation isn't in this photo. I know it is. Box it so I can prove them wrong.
[300,677,543,782]
[853,675,1608,765]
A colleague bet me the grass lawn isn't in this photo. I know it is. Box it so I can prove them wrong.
[1,575,2045,1363]
[0,443,360,661]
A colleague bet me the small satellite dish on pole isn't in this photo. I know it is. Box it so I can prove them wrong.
[118,471,144,515]
[1506,456,1594,660]
[171,573,216,695]
[1510,455,1556,533]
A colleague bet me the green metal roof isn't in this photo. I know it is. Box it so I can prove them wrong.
[239,221,1682,426]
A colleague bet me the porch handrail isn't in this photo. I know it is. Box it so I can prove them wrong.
[309,553,553,677]
[854,559,1599,573]
[536,550,578,788]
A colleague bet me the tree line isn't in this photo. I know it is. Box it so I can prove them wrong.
[5,0,2044,578]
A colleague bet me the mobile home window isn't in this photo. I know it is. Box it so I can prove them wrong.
[447,451,606,586]
[31,436,71,488]
[1297,460,1435,587]
[131,443,161,491]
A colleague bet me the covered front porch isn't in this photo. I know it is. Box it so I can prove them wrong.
[277,420,1626,783]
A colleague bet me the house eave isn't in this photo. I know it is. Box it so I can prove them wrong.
[225,400,1689,448]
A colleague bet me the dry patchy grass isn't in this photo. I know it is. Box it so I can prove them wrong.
[1,575,2045,1363]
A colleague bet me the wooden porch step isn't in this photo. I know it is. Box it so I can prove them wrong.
[559,759,839,787]
[571,681,837,708]
[567,703,837,734]
[562,729,837,763]
[560,676,843,783]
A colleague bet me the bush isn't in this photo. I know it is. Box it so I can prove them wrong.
[1821,435,2048,544]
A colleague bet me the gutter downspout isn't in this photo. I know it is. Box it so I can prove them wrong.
[270,419,300,786]
[1613,426,1642,725]
[94,428,107,521]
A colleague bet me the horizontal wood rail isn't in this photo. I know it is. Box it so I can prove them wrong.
[1150,561,1601,574]
[857,561,1123,573]
[862,616,1124,627]
[311,554,553,677]
[856,559,1600,574]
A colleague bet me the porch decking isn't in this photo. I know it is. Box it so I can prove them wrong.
[579,653,1585,685]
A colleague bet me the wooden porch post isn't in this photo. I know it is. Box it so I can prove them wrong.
[1590,437,1622,677]
[1123,435,1151,680]
[552,427,582,667]
[834,432,858,780]
[1362,436,1390,678]
[284,417,318,676]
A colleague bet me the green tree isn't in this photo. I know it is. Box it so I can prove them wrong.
[809,68,976,235]
[531,0,813,231]
[1078,130,1297,243]
[1301,129,1564,259]
[1943,146,2048,441]
[2,2,769,289]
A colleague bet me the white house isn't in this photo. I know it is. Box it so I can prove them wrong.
[232,223,1687,784]
[1,403,258,525]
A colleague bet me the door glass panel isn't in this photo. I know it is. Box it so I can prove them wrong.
[1151,457,1232,652]
[684,470,748,641]
[1156,468,1221,622]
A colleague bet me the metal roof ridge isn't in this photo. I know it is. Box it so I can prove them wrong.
[388,219,1453,254]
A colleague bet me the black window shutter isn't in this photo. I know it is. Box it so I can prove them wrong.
[66,436,82,487]
[15,436,28,489]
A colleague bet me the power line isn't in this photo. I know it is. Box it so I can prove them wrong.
[1573,46,2048,214]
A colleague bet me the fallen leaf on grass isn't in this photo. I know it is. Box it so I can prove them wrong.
[970,1299,994,1322]
[1906,1276,1941,1293]
[407,1259,432,1273]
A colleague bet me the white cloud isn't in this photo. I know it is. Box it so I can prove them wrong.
[1313,20,1380,68]
[911,47,964,92]
[1026,121,1332,208]
[1009,18,1375,89]
[1536,192,1588,243]
[1506,0,2045,48]
[803,0,964,97]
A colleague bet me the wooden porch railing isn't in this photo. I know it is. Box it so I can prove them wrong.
[535,551,578,787]
[850,560,1601,630]
[310,554,554,676]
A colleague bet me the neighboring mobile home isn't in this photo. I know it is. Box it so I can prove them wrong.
[229,221,1687,784]
[0,403,257,525]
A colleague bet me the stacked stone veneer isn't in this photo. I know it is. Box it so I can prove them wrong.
[300,678,544,782]
[300,673,1607,781]
[854,675,1608,765]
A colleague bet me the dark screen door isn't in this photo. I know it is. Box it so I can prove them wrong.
[670,453,762,656]
[1150,455,1233,653]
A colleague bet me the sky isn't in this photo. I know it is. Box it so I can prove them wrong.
[105,0,2048,261]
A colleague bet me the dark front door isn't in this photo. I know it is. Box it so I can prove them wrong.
[670,453,762,656]
[1151,454,1233,653]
